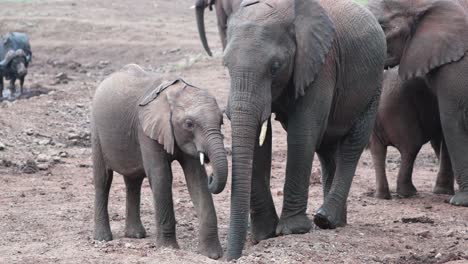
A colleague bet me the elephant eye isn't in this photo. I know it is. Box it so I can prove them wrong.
[184,119,194,130]
[270,61,281,76]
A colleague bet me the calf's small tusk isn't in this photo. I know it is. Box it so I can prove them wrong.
[259,120,268,147]
[200,152,205,166]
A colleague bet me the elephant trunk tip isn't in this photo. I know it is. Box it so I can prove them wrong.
[208,173,226,194]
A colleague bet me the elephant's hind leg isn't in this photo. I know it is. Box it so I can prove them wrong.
[93,139,114,241]
[395,148,419,198]
[314,94,379,229]
[123,176,146,239]
[369,134,390,199]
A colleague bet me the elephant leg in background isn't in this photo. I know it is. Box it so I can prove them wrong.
[395,147,420,197]
[93,138,114,241]
[317,144,337,198]
[250,118,278,242]
[315,94,380,229]
[19,76,24,94]
[139,134,179,248]
[123,176,146,239]
[180,156,223,259]
[431,137,455,195]
[369,133,390,199]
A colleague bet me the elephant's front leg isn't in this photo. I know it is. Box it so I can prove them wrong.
[438,97,468,206]
[250,118,278,242]
[180,157,222,260]
[140,137,178,248]
[276,83,334,236]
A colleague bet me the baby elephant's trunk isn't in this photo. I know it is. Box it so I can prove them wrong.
[205,132,228,194]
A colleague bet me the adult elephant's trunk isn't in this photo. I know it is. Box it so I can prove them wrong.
[226,72,270,260]
[195,0,213,56]
[227,110,258,260]
[205,131,228,194]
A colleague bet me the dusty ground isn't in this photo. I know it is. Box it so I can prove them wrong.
[0,0,467,263]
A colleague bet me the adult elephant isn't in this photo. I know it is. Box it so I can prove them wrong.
[223,0,386,260]
[194,0,242,56]
[367,0,468,206]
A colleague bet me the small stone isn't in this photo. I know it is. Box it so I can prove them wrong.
[25,129,34,136]
[76,103,85,108]
[429,249,436,254]
[59,152,69,158]
[0,142,5,151]
[124,243,132,249]
[52,156,61,163]
[20,160,39,174]
[38,138,52,145]
[36,154,51,163]
[435,253,442,259]
[37,163,49,170]
[416,230,430,238]
[55,72,69,81]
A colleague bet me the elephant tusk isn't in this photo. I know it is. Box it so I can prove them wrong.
[200,152,205,166]
[259,120,268,147]
[190,5,196,9]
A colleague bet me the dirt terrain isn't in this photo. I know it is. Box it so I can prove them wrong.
[0,0,467,263]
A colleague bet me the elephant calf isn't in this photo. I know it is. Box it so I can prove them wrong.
[369,67,454,199]
[91,64,227,259]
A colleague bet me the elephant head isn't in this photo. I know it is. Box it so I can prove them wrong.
[223,0,334,259]
[0,49,28,77]
[139,79,228,194]
[367,0,468,80]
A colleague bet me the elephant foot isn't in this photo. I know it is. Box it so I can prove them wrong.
[449,191,468,207]
[94,228,113,242]
[313,204,347,230]
[156,237,179,249]
[433,184,455,195]
[125,223,146,239]
[275,213,312,236]
[375,189,391,200]
[198,237,223,260]
[396,183,417,198]
[251,212,278,243]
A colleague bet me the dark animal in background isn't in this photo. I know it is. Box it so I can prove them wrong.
[0,32,32,97]
[369,67,454,200]
[195,0,242,56]
[368,0,468,207]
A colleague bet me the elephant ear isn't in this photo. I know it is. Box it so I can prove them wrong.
[399,0,468,80]
[138,80,179,155]
[293,0,335,98]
